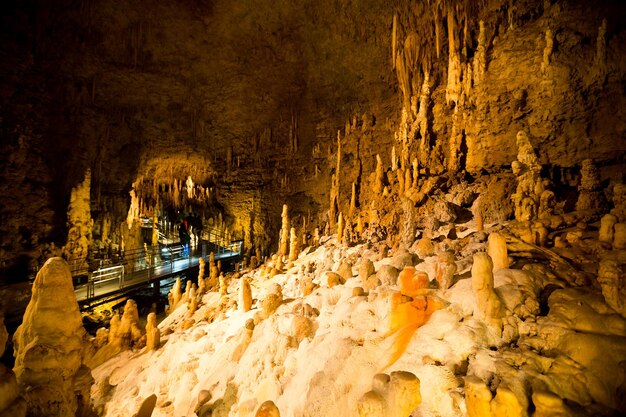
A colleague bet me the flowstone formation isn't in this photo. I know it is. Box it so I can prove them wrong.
[12,258,92,417]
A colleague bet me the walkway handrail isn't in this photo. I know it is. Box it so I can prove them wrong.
[74,236,243,302]
[87,264,124,298]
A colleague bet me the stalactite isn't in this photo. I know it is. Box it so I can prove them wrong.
[395,51,411,107]
[435,7,441,59]
[473,21,487,86]
[446,5,462,105]
[417,71,431,150]
[391,146,398,171]
[392,13,398,69]
[404,31,419,73]
[594,18,607,78]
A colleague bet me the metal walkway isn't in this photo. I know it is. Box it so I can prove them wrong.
[70,238,242,304]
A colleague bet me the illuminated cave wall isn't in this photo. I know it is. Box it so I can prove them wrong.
[0,0,625,281]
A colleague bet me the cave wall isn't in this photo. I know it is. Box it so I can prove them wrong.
[0,0,625,282]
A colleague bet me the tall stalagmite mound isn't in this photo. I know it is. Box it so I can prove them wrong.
[12,257,93,417]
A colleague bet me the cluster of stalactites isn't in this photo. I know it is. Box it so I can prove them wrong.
[392,0,490,174]
[126,175,215,227]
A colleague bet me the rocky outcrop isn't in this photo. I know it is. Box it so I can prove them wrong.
[12,257,92,417]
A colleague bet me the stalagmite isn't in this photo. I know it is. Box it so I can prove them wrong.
[357,390,385,417]
[398,267,429,297]
[219,273,228,296]
[397,169,405,194]
[531,221,549,247]
[261,287,282,318]
[404,169,412,193]
[197,257,207,295]
[188,285,198,315]
[471,253,505,334]
[186,176,194,199]
[255,400,280,417]
[239,276,252,312]
[464,376,492,417]
[337,212,345,243]
[288,227,299,262]
[599,259,626,317]
[411,158,419,189]
[391,146,398,171]
[576,159,606,212]
[151,211,159,246]
[386,371,422,417]
[487,233,509,271]
[614,223,626,250]
[435,251,457,289]
[475,205,484,232]
[145,312,160,351]
[349,182,357,219]
[13,258,92,417]
[448,111,463,172]
[127,180,140,230]
[400,198,416,248]
[358,371,421,417]
[329,132,341,226]
[169,277,183,312]
[62,169,93,272]
[599,214,617,243]
[209,252,219,286]
[278,204,290,257]
[374,154,384,194]
[541,29,554,72]
[511,131,551,222]
[112,299,143,349]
